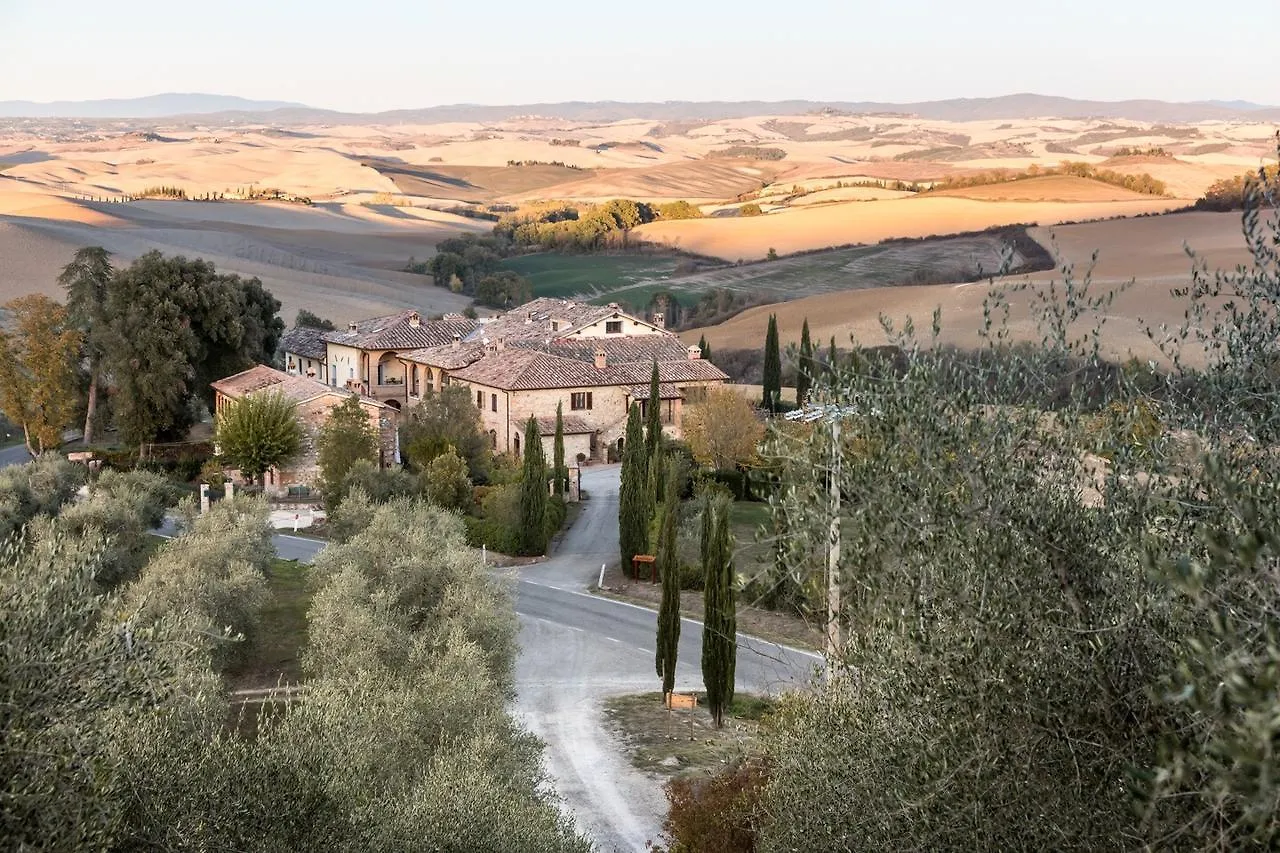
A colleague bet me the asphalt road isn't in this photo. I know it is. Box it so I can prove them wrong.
[0,444,31,468]
[512,466,819,852]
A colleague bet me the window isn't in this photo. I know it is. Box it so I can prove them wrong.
[490,394,498,412]
[605,321,622,334]
[551,321,559,331]
[476,390,483,409]
[571,392,593,411]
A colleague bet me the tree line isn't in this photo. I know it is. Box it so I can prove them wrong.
[923,160,1168,196]
[0,248,282,458]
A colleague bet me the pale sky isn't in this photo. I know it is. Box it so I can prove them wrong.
[1,0,1275,111]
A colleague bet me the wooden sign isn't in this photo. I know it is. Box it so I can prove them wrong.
[666,692,697,710]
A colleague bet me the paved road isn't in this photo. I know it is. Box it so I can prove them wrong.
[513,466,819,852]
[0,444,31,469]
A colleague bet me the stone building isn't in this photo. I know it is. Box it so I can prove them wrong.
[276,297,730,463]
[211,364,398,494]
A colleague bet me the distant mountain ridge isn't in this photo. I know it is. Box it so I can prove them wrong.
[2,92,1277,123]
[0,93,307,118]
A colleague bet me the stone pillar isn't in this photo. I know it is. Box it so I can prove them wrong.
[199,483,210,515]
[567,466,581,502]
[224,481,234,502]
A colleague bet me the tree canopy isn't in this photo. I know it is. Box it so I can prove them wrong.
[317,395,378,508]
[0,296,81,455]
[214,392,303,485]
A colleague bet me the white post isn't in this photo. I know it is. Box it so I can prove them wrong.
[482,544,487,566]
[598,562,607,589]
[199,483,210,515]
[293,513,299,533]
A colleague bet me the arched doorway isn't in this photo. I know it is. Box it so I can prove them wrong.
[513,432,521,457]
[489,429,497,449]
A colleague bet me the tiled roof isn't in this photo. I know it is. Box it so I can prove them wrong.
[323,311,479,351]
[451,349,727,391]
[399,341,487,370]
[628,383,686,401]
[280,326,328,360]
[535,415,595,435]
[211,364,388,408]
[532,336,690,365]
[468,297,634,345]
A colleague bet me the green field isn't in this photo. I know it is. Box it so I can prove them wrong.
[501,253,685,302]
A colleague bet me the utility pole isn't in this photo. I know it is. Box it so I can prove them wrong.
[827,417,842,675]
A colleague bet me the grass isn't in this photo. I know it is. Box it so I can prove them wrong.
[501,252,685,300]
[228,558,313,690]
[603,691,776,777]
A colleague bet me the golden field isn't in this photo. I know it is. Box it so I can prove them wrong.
[0,111,1273,326]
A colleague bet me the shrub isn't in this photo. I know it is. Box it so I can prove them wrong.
[0,453,85,543]
[663,760,765,853]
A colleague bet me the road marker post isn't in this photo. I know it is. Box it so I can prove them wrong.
[598,562,606,589]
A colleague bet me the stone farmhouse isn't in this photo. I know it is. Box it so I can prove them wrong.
[280,298,728,461]
[211,364,398,493]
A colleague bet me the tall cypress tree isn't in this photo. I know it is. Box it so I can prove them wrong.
[553,401,565,496]
[618,403,649,571]
[762,314,781,412]
[655,459,681,699]
[698,334,713,365]
[646,360,663,504]
[518,415,549,556]
[827,335,838,374]
[702,492,737,728]
[797,318,814,408]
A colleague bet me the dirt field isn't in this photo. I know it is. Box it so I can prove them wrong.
[927,175,1157,202]
[687,212,1255,366]
[635,195,1187,261]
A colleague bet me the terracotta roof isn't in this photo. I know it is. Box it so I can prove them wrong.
[211,364,388,408]
[399,341,486,370]
[628,383,686,401]
[451,349,727,392]
[280,326,328,360]
[323,311,479,351]
[535,415,595,435]
[533,336,690,364]
[469,297,642,345]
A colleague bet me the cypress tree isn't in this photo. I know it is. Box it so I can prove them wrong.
[827,335,838,373]
[762,314,781,412]
[553,401,565,496]
[655,459,681,699]
[699,334,713,365]
[646,360,663,504]
[518,415,548,555]
[618,403,649,570]
[702,492,737,728]
[797,318,814,407]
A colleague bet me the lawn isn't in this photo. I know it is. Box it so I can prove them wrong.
[228,558,312,690]
[501,252,685,301]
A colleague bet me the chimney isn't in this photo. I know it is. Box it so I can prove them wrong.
[452,333,461,350]
[347,321,358,334]
[653,312,665,329]
[525,311,532,324]
[408,311,420,327]
[687,345,702,360]
[594,347,607,369]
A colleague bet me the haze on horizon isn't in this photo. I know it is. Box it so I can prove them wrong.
[1,0,1273,113]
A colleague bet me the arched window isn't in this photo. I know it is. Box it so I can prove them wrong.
[513,433,521,457]
[489,429,497,449]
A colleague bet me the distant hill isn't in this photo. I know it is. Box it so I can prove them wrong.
[0,93,308,118]
[2,92,1276,123]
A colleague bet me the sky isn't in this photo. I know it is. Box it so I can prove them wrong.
[1,0,1275,111]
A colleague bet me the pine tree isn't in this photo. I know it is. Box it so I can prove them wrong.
[618,403,649,570]
[518,415,549,555]
[797,318,814,407]
[655,458,681,698]
[553,401,566,496]
[702,492,737,727]
[762,314,781,412]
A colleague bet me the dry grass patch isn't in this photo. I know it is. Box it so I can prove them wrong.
[603,691,775,777]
